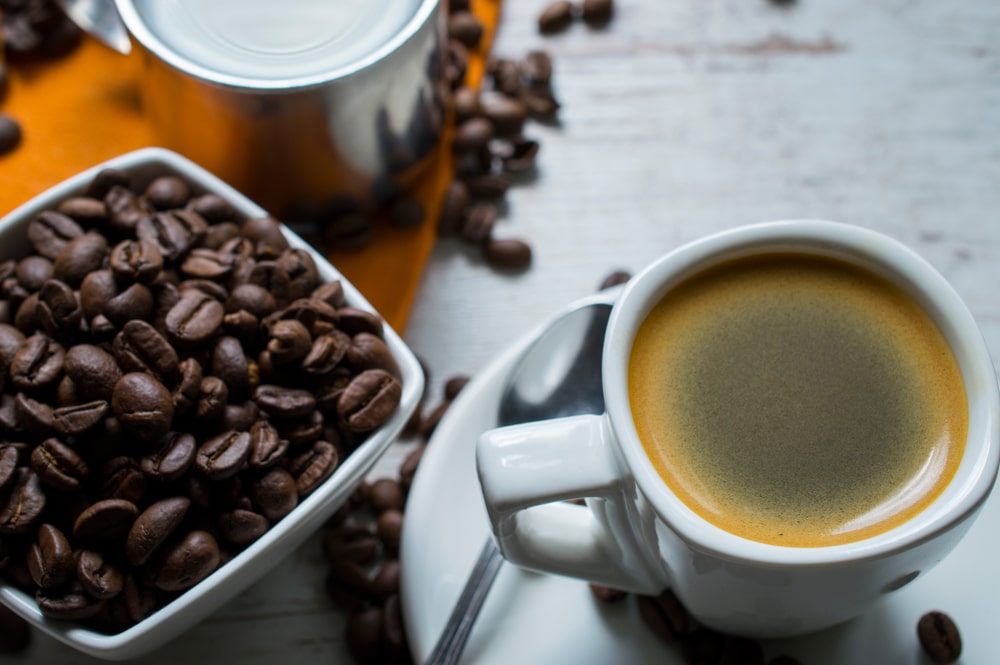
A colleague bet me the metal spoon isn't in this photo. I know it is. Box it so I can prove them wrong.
[424,288,618,665]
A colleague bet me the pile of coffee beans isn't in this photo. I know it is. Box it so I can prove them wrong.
[0,167,404,635]
[538,0,615,35]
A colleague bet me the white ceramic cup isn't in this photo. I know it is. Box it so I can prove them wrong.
[476,220,1000,638]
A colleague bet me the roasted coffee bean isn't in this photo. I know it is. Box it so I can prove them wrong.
[0,603,31,653]
[0,113,22,156]
[523,50,553,85]
[179,278,229,306]
[581,0,614,25]
[10,333,65,392]
[173,357,203,414]
[637,589,690,642]
[338,369,402,432]
[105,281,156,333]
[323,522,379,565]
[488,57,523,96]
[590,583,628,603]
[126,496,191,566]
[438,180,470,236]
[73,498,139,545]
[17,255,55,292]
[36,581,104,621]
[64,344,120,401]
[327,558,375,609]
[16,392,54,436]
[103,185,148,235]
[122,572,158,623]
[188,193,235,224]
[241,216,290,256]
[464,172,513,199]
[275,249,319,300]
[485,237,533,270]
[288,440,338,497]
[109,239,163,284]
[88,169,132,200]
[599,269,631,291]
[221,400,258,432]
[226,283,276,318]
[195,430,251,481]
[338,307,386,338]
[346,605,384,663]
[113,320,179,380]
[445,38,469,89]
[137,209,206,261]
[539,0,575,33]
[371,560,401,599]
[194,376,228,421]
[210,336,252,400]
[0,468,46,535]
[249,467,298,522]
[461,202,497,244]
[149,529,220,591]
[479,92,528,136]
[199,221,241,250]
[453,116,494,153]
[30,438,88,492]
[381,594,409,661]
[448,10,484,47]
[0,445,18,493]
[310,280,346,309]
[246,420,286,470]
[144,175,190,210]
[376,509,403,555]
[498,136,540,172]
[97,457,146,504]
[300,330,351,376]
[255,384,316,420]
[35,279,81,337]
[27,523,74,589]
[217,508,269,546]
[280,409,324,448]
[53,400,108,436]
[522,83,561,118]
[181,248,235,281]
[918,611,962,663]
[57,196,108,224]
[52,231,107,287]
[367,478,406,513]
[76,549,124,600]
[111,372,174,443]
[165,290,224,347]
[0,323,25,370]
[347,332,402,379]
[266,319,311,365]
[79,268,116,319]
[140,432,196,482]
[399,446,424,492]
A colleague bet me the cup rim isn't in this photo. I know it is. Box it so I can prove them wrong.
[604,220,1000,567]
[113,0,442,91]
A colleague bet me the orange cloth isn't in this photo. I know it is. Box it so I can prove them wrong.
[0,0,501,332]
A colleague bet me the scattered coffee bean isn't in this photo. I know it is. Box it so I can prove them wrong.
[0,113,22,156]
[539,1,575,34]
[484,237,532,270]
[581,0,615,25]
[918,610,962,663]
[448,10,485,48]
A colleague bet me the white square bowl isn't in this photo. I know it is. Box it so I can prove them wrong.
[0,147,424,659]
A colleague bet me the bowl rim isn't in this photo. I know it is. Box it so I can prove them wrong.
[0,147,424,659]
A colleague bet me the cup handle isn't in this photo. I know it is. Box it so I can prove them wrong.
[476,414,663,593]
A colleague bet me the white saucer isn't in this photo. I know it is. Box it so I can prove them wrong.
[400,299,998,664]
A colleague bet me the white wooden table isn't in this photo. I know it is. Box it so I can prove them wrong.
[18,0,1000,662]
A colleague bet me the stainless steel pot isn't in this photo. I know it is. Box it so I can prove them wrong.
[112,0,446,221]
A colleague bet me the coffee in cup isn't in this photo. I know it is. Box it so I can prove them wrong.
[629,252,967,547]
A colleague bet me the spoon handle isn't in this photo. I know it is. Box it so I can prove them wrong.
[423,539,505,665]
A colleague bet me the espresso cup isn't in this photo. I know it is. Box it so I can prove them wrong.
[476,220,1000,638]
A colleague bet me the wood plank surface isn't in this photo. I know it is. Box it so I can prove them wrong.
[17,0,1000,663]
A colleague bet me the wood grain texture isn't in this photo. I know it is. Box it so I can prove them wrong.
[20,0,1000,662]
